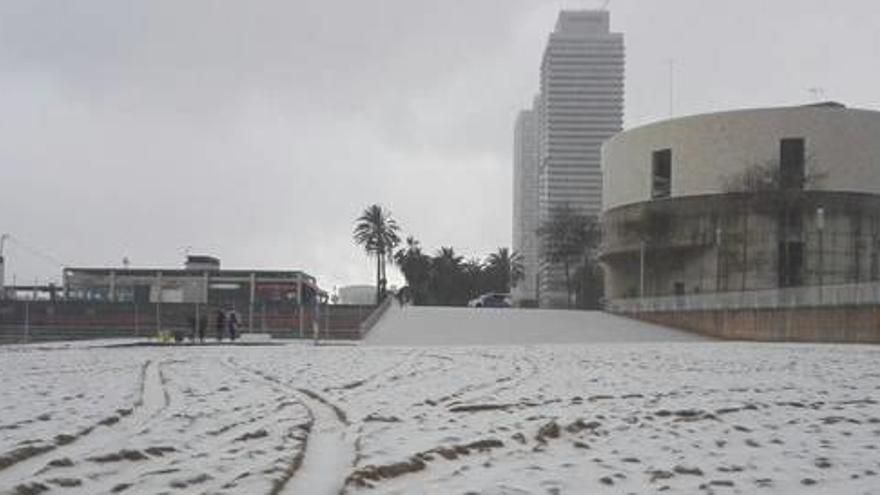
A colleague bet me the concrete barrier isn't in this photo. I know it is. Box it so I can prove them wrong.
[619,305,880,343]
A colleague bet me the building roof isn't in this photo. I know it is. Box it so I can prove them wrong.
[65,267,310,277]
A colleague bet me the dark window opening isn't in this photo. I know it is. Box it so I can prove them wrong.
[778,241,804,287]
[674,281,685,308]
[871,250,879,281]
[780,138,805,189]
[778,209,803,232]
[651,149,672,199]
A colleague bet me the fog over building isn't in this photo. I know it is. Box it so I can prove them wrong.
[514,10,624,307]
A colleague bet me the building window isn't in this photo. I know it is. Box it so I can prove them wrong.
[778,241,804,287]
[651,149,672,199]
[780,138,805,189]
[871,250,879,281]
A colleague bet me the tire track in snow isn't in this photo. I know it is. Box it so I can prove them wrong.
[0,360,151,478]
[0,358,169,488]
[322,349,421,397]
[415,351,516,407]
[462,352,540,405]
[79,356,311,495]
[349,350,516,480]
[226,357,355,495]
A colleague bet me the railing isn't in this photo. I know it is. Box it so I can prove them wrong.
[606,281,880,313]
[358,296,395,338]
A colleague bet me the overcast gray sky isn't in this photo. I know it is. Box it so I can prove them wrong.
[2,0,879,290]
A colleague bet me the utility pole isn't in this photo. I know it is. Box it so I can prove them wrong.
[0,233,8,300]
[23,299,30,344]
[297,276,304,339]
[324,296,330,340]
[639,239,646,298]
[155,271,162,334]
[248,272,256,334]
[715,227,724,292]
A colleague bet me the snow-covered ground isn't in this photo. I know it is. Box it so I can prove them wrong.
[2,314,880,494]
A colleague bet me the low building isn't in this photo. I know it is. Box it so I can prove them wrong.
[601,103,880,308]
[63,255,322,309]
[337,285,376,306]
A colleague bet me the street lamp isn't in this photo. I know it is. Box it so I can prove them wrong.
[715,227,723,292]
[639,238,646,298]
[817,205,825,303]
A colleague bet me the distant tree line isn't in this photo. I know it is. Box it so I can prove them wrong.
[353,204,524,306]
[395,240,523,306]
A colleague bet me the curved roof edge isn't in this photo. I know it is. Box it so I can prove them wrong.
[609,102,880,145]
[601,190,880,217]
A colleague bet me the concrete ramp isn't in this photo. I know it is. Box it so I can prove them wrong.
[365,305,709,346]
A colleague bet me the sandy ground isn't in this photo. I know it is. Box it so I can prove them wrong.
[1,311,879,494]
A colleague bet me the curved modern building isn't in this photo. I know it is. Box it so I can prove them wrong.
[601,103,880,304]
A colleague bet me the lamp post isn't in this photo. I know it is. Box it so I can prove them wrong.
[817,205,825,303]
[715,227,723,292]
[639,238,646,298]
[155,271,162,334]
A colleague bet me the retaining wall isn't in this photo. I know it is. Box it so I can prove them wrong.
[622,305,880,343]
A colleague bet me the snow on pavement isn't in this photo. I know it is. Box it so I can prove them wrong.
[365,305,710,345]
[1,317,880,494]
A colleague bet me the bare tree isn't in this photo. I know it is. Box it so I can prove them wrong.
[721,157,826,288]
[537,205,600,307]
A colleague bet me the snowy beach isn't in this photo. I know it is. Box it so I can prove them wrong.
[1,310,879,494]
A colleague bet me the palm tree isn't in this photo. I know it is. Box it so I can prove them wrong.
[430,247,464,306]
[353,204,401,304]
[394,236,431,304]
[485,248,524,293]
[461,257,485,301]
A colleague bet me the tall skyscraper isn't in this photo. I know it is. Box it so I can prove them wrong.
[535,10,624,307]
[512,97,540,304]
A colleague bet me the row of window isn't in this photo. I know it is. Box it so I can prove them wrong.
[650,138,806,199]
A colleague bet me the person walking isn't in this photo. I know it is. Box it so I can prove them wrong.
[215,309,225,342]
[312,297,320,344]
[198,312,207,343]
[187,314,197,343]
[228,310,239,341]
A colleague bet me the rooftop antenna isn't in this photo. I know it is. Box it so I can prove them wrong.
[122,257,131,269]
[667,59,676,117]
[0,234,8,296]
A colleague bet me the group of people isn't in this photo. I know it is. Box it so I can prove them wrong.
[186,308,240,343]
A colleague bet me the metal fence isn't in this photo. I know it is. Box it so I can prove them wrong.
[606,281,880,313]
[0,301,374,344]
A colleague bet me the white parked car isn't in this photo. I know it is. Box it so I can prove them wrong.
[467,293,512,308]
